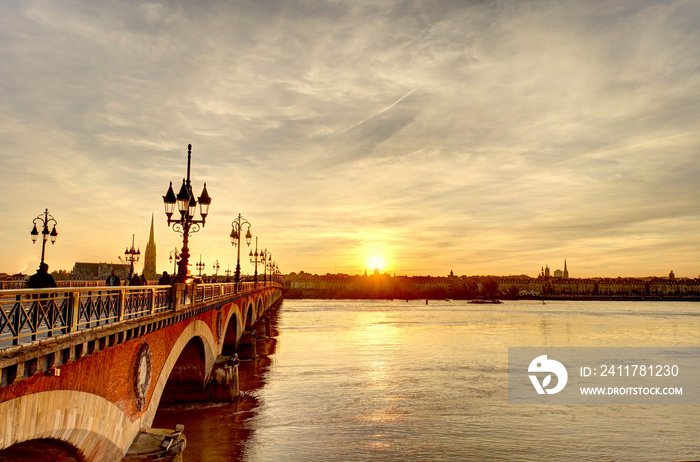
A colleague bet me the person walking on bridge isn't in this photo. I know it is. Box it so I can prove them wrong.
[106,269,121,286]
[158,271,171,285]
[27,262,56,288]
[129,273,142,286]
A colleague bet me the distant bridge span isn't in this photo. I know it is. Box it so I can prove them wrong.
[0,281,282,460]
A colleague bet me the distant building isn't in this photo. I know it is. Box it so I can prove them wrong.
[544,260,569,279]
[142,214,157,281]
[71,262,129,281]
[283,269,700,299]
[0,273,28,289]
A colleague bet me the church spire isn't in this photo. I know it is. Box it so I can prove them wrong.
[143,213,157,281]
[149,212,155,242]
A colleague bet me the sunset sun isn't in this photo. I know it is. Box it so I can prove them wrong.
[367,255,387,271]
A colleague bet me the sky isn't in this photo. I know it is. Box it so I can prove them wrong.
[1,0,699,279]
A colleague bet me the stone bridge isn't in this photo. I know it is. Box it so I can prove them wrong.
[0,281,282,460]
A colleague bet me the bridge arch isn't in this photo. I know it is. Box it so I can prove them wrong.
[138,319,218,437]
[0,438,84,460]
[0,390,131,460]
[245,303,255,330]
[222,312,239,355]
[257,298,264,318]
[159,336,208,403]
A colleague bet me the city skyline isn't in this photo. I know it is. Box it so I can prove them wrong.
[1,1,699,278]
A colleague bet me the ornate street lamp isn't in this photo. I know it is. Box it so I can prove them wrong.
[124,234,141,280]
[162,144,211,282]
[230,213,252,291]
[262,249,271,284]
[212,260,220,281]
[266,256,274,285]
[30,208,58,268]
[249,237,264,289]
[225,265,231,278]
[169,248,181,274]
[196,255,205,278]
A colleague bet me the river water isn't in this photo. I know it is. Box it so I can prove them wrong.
[152,299,699,461]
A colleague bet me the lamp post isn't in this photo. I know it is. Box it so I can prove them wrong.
[196,255,205,278]
[162,144,211,282]
[213,260,220,281]
[30,208,58,268]
[124,234,141,280]
[169,248,181,274]
[225,265,231,278]
[262,249,271,285]
[230,213,252,291]
[249,237,264,289]
[266,256,274,285]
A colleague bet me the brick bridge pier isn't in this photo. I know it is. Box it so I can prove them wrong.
[0,281,282,460]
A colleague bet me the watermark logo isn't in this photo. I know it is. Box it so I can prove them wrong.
[509,347,698,404]
[528,355,568,394]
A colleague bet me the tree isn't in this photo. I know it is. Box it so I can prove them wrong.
[51,269,70,280]
[480,277,500,299]
[465,278,479,297]
[505,285,520,298]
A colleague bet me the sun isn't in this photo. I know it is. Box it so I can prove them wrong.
[367,255,387,272]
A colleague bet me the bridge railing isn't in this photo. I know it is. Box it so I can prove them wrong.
[1,282,282,349]
[0,285,172,348]
[0,280,108,290]
[193,281,278,304]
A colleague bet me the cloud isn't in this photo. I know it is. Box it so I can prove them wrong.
[0,0,698,277]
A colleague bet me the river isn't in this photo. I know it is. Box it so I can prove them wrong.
[152,299,699,461]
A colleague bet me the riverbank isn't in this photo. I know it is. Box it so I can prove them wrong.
[283,288,700,302]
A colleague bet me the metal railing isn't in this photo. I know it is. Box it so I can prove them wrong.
[0,286,171,348]
[0,280,107,290]
[193,281,279,304]
[1,282,282,349]
[0,281,27,290]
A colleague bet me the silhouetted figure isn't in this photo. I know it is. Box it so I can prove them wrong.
[106,270,121,286]
[27,263,56,288]
[129,273,142,286]
[158,271,171,285]
[140,274,148,285]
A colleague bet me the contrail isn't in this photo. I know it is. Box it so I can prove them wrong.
[335,83,425,136]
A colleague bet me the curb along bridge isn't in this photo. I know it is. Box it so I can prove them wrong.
[0,280,283,460]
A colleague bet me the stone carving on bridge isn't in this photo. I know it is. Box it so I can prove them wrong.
[216,311,224,342]
[133,343,152,411]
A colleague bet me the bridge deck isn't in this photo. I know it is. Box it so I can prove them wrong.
[0,281,274,348]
